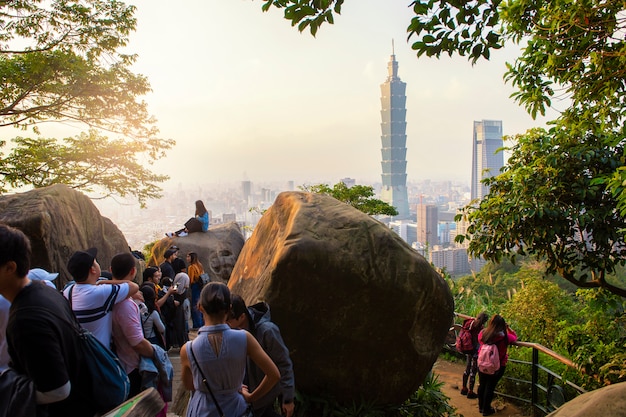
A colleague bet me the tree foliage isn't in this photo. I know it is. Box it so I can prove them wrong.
[503,277,575,348]
[263,0,626,296]
[0,0,174,203]
[0,131,167,206]
[262,0,626,129]
[300,182,399,216]
[261,0,344,36]
[556,289,626,387]
[455,128,626,297]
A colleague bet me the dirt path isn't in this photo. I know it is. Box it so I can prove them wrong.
[167,336,525,417]
[433,359,526,417]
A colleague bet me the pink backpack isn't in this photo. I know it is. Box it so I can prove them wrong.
[478,343,501,374]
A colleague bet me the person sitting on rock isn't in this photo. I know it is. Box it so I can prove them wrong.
[166,200,209,237]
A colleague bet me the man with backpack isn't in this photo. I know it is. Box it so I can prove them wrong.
[477,314,518,416]
[457,312,489,399]
[63,246,138,348]
[0,224,98,416]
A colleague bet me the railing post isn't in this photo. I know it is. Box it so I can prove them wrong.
[531,347,539,417]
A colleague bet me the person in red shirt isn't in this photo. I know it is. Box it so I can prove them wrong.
[477,314,518,416]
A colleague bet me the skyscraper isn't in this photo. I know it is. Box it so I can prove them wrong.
[380,45,410,219]
[417,203,439,247]
[471,120,504,201]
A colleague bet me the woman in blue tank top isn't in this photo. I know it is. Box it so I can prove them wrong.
[180,282,279,417]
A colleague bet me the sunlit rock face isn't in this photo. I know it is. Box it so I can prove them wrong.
[546,382,626,417]
[229,191,454,405]
[0,184,128,288]
[150,222,244,283]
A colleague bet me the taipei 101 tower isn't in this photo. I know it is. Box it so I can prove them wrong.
[379,42,410,219]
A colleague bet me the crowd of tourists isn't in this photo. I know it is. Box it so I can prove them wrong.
[0,221,295,417]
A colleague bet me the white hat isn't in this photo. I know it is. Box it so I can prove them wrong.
[29,268,59,288]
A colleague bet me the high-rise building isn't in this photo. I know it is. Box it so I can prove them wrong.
[241,180,252,204]
[471,120,504,201]
[380,45,410,219]
[417,203,439,247]
[340,177,356,188]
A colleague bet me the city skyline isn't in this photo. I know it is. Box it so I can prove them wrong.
[0,0,559,192]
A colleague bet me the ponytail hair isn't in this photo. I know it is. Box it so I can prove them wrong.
[200,282,231,315]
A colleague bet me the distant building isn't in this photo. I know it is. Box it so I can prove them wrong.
[471,120,504,201]
[429,246,471,277]
[340,177,356,188]
[260,188,272,203]
[222,213,237,223]
[242,180,252,204]
[417,203,438,247]
[379,44,410,219]
[438,221,456,245]
[389,220,417,246]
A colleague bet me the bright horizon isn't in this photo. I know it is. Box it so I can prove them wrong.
[2,0,561,194]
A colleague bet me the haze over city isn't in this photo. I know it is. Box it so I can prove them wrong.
[129,0,559,187]
[1,0,564,249]
[1,0,561,190]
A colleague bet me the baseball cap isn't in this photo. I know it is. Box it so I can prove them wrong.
[164,248,176,259]
[67,247,98,282]
[28,268,59,289]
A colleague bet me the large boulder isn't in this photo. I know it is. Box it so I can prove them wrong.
[0,184,129,287]
[229,191,455,404]
[149,222,245,283]
[547,382,626,417]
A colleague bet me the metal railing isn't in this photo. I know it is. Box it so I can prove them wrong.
[448,313,587,416]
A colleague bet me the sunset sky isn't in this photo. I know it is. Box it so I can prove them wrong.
[10,0,562,190]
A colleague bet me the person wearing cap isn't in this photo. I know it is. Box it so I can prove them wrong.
[63,247,139,349]
[159,248,177,280]
[28,268,59,289]
[227,294,296,417]
[110,252,155,397]
[0,224,98,416]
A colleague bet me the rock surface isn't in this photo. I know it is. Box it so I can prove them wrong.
[0,184,129,287]
[229,191,455,404]
[149,222,245,283]
[547,381,626,417]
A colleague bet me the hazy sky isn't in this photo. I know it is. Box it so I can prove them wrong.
[12,0,561,190]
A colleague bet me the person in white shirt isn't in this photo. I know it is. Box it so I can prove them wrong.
[63,247,138,348]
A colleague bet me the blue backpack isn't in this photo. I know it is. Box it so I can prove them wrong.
[68,286,130,411]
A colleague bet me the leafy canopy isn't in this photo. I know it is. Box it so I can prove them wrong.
[0,0,174,205]
[260,0,626,297]
[262,1,626,129]
[0,131,168,206]
[455,128,626,296]
[300,182,399,216]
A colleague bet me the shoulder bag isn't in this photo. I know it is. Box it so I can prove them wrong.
[188,342,253,417]
[67,286,131,411]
